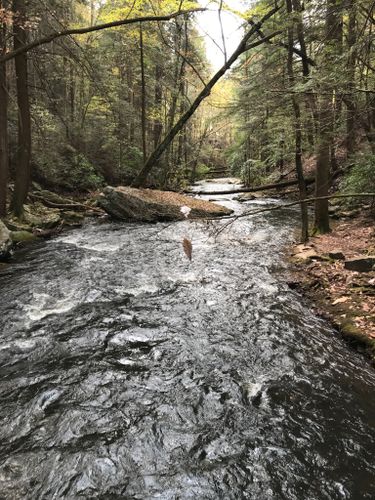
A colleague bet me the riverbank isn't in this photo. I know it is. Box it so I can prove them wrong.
[0,187,104,261]
[288,210,375,362]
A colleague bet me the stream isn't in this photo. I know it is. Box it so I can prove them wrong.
[0,181,374,499]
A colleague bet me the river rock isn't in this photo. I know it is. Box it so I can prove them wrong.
[292,244,326,262]
[98,186,233,222]
[293,249,320,261]
[344,257,375,272]
[233,193,258,202]
[0,220,12,260]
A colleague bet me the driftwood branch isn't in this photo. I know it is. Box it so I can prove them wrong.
[0,9,206,63]
[207,193,375,229]
[189,176,315,195]
[29,193,103,213]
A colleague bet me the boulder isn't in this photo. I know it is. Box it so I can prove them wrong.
[98,186,233,222]
[23,204,61,229]
[0,220,12,260]
[344,257,375,273]
[291,244,326,262]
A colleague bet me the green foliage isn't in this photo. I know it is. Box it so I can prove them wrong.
[195,163,210,180]
[341,153,375,204]
[226,145,245,177]
[62,150,104,191]
[240,159,269,186]
[36,145,104,192]
[123,146,143,174]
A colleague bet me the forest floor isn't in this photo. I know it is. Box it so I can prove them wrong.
[288,210,375,362]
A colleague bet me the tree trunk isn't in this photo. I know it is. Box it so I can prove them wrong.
[346,0,357,156]
[11,0,31,218]
[327,0,343,171]
[292,0,317,148]
[164,20,184,183]
[286,0,308,242]
[127,63,135,144]
[0,0,8,217]
[314,107,331,233]
[314,0,342,233]
[153,62,163,149]
[139,23,147,163]
[90,0,95,27]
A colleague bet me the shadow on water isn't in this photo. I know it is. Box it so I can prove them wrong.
[0,184,374,499]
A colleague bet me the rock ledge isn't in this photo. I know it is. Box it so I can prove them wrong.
[98,186,233,222]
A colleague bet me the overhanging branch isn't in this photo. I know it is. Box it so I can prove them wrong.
[0,8,206,63]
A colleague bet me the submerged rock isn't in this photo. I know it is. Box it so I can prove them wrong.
[0,220,12,260]
[98,186,233,222]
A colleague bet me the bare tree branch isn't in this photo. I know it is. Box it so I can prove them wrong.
[218,0,227,62]
[0,8,206,62]
[207,193,375,237]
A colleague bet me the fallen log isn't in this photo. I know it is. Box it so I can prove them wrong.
[207,192,375,227]
[188,177,315,196]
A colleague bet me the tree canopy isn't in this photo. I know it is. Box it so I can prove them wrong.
[0,0,374,235]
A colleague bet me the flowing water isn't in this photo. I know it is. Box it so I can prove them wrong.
[0,182,374,499]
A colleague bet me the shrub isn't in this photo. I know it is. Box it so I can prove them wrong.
[35,145,104,192]
[341,153,375,206]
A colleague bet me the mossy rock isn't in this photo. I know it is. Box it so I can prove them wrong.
[10,231,38,243]
[99,186,233,222]
[61,211,84,225]
[23,205,61,229]
[339,320,375,359]
[3,218,32,232]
